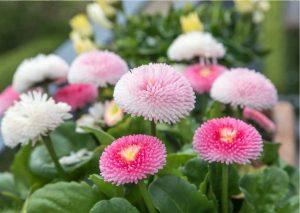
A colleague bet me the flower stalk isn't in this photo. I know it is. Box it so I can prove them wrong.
[41,136,67,178]
[151,120,156,137]
[138,181,156,213]
[221,164,229,213]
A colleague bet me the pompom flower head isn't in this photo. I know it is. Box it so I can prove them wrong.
[68,50,128,87]
[193,117,263,164]
[184,63,227,93]
[54,83,98,111]
[167,32,225,61]
[104,100,123,126]
[114,63,195,124]
[100,134,166,185]
[0,86,19,116]
[1,91,72,148]
[210,68,278,110]
[13,54,69,93]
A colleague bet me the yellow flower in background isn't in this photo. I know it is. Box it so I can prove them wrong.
[96,0,116,18]
[104,100,123,127]
[70,14,93,37]
[234,0,254,13]
[180,12,203,33]
[70,31,97,54]
[87,2,113,29]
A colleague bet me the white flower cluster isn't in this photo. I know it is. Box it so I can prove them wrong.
[167,32,226,61]
[13,54,69,93]
[1,91,71,148]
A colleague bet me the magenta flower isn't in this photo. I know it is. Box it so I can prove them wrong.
[54,83,98,111]
[184,63,226,94]
[68,50,128,87]
[100,134,166,185]
[210,68,277,110]
[193,117,263,164]
[243,107,276,133]
[0,86,19,116]
[114,63,195,124]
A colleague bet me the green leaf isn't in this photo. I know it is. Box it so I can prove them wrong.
[89,174,123,198]
[29,122,98,179]
[158,153,196,176]
[276,195,299,213]
[260,141,280,165]
[26,181,102,213]
[80,126,115,145]
[0,173,16,194]
[239,167,289,213]
[149,175,216,213]
[11,145,43,198]
[90,198,139,213]
[183,157,209,187]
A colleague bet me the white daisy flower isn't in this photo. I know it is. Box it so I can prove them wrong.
[76,102,104,133]
[167,31,226,61]
[13,54,69,93]
[1,91,72,148]
[87,3,113,29]
[59,148,93,166]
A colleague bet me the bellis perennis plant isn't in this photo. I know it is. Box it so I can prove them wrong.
[0,2,297,213]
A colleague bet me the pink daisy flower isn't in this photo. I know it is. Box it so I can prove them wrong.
[0,86,19,116]
[114,63,195,124]
[193,117,263,164]
[68,50,128,87]
[243,107,276,133]
[210,68,278,110]
[53,83,98,111]
[100,134,166,185]
[184,63,227,93]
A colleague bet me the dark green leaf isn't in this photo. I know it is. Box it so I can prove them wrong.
[149,175,216,213]
[239,167,289,213]
[90,198,139,213]
[27,182,102,213]
[80,126,115,145]
[183,157,209,187]
[89,174,123,198]
[260,141,280,165]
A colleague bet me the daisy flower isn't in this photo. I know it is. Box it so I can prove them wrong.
[193,117,263,164]
[114,63,195,124]
[210,68,278,110]
[184,63,227,94]
[53,83,98,111]
[68,50,128,87]
[104,100,123,126]
[1,91,71,148]
[13,54,69,93]
[100,134,166,185]
[167,32,225,61]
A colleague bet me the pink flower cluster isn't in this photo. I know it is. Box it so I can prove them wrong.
[184,63,226,94]
[54,83,98,111]
[0,86,19,116]
[193,117,263,164]
[100,135,166,185]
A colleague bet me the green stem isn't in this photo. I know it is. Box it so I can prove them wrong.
[222,164,229,213]
[138,182,156,213]
[150,120,156,137]
[41,136,67,178]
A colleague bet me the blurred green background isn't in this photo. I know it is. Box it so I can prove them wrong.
[0,1,298,96]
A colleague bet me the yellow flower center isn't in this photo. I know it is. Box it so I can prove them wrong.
[199,68,211,77]
[220,128,237,143]
[120,145,140,162]
[180,12,203,33]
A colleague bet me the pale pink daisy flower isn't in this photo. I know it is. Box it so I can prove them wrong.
[114,63,195,124]
[53,83,98,111]
[243,107,276,133]
[104,100,123,126]
[68,50,128,87]
[210,68,278,110]
[100,134,166,185]
[193,117,263,164]
[184,63,227,94]
[0,86,19,116]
